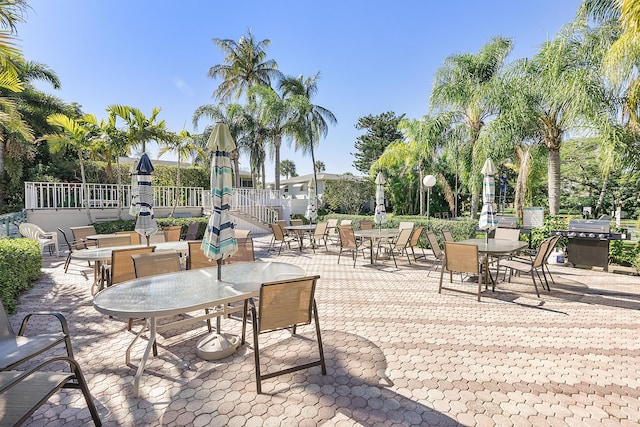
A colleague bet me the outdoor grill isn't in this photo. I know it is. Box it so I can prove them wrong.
[551,219,628,272]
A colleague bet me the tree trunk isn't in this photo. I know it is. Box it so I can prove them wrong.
[594,175,607,218]
[514,145,531,221]
[0,138,5,207]
[116,157,123,220]
[310,145,319,208]
[419,168,424,216]
[170,155,181,217]
[548,147,561,216]
[79,149,93,224]
[274,134,282,190]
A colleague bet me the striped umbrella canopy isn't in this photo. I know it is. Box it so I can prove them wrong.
[374,172,387,226]
[133,153,159,244]
[478,158,498,231]
[128,161,140,217]
[304,180,317,223]
[202,122,238,278]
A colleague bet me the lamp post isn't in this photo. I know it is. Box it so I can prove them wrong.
[423,175,436,219]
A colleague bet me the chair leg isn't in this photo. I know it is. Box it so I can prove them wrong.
[313,300,327,375]
[251,305,263,394]
[64,254,71,273]
[530,271,540,297]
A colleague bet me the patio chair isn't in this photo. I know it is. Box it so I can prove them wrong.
[0,301,101,426]
[441,228,454,242]
[148,232,166,243]
[498,236,556,297]
[115,230,141,245]
[106,246,156,288]
[425,230,444,276]
[439,242,483,302]
[398,221,414,231]
[58,228,90,273]
[337,225,367,268]
[70,225,97,248]
[187,241,215,270]
[1,299,74,371]
[339,219,352,227]
[241,275,326,393]
[234,229,251,238]
[163,225,182,242]
[96,234,131,248]
[381,226,414,267]
[311,221,329,252]
[359,220,373,230]
[184,221,200,240]
[408,226,427,261]
[18,223,59,257]
[132,251,182,278]
[225,238,255,264]
[490,227,523,278]
[269,223,297,254]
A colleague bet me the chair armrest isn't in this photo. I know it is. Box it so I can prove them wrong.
[0,356,79,394]
[18,312,70,337]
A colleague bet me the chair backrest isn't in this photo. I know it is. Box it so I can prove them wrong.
[271,223,286,241]
[398,221,414,230]
[163,225,182,242]
[257,275,321,333]
[70,226,97,243]
[18,223,45,240]
[234,229,251,239]
[532,237,555,268]
[338,225,357,250]
[339,219,352,227]
[395,227,414,248]
[425,230,443,259]
[441,229,454,242]
[185,221,200,240]
[359,220,373,230]
[187,241,215,270]
[115,231,141,245]
[225,238,255,264]
[313,222,328,239]
[326,218,338,229]
[290,219,303,227]
[276,220,288,230]
[148,232,166,243]
[410,226,425,247]
[443,242,479,275]
[494,228,520,241]
[132,251,182,278]
[96,235,132,248]
[110,246,155,285]
[0,299,14,339]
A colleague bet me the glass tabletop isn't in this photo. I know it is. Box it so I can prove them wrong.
[93,261,305,318]
[354,229,400,238]
[458,238,528,255]
[72,241,193,260]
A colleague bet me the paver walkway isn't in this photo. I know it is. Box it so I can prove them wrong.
[5,234,640,426]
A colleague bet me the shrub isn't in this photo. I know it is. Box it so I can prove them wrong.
[93,217,209,240]
[0,238,42,313]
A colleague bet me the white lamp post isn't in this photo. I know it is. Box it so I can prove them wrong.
[423,175,436,219]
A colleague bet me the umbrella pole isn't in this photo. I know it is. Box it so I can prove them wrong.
[217,259,222,281]
[146,235,150,247]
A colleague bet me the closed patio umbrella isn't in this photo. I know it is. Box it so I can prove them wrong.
[304,180,317,223]
[128,161,140,217]
[478,158,498,235]
[133,153,158,246]
[202,122,238,280]
[374,172,387,229]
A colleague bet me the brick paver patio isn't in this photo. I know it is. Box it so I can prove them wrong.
[5,233,640,426]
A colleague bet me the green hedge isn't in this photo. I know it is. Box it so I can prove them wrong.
[93,217,209,240]
[0,238,42,314]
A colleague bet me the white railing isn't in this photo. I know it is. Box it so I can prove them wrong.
[201,188,282,224]
[24,182,205,210]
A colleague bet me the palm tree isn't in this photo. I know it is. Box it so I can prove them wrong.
[209,29,282,102]
[280,72,337,194]
[509,24,605,215]
[249,85,299,190]
[314,160,325,173]
[109,105,169,154]
[430,36,513,218]
[44,113,101,223]
[158,129,205,216]
[280,159,297,179]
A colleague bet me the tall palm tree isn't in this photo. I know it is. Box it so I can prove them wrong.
[158,129,205,216]
[314,160,325,173]
[249,85,299,190]
[430,36,513,218]
[209,29,282,102]
[280,72,337,194]
[44,113,101,223]
[509,24,605,215]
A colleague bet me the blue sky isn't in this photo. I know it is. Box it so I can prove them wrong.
[17,0,582,180]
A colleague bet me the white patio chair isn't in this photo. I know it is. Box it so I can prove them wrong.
[19,223,59,257]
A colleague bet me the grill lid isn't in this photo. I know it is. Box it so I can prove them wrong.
[567,219,610,233]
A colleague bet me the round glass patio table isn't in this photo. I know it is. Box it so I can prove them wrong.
[93,261,305,397]
[457,238,528,285]
[284,224,317,250]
